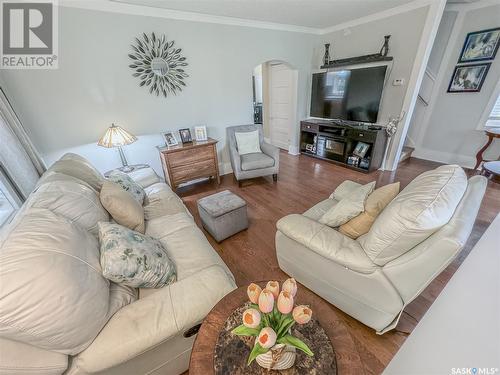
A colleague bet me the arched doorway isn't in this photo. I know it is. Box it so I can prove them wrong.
[252,60,298,152]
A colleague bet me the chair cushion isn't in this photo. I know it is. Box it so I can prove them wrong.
[107,170,145,204]
[235,130,261,155]
[0,208,110,355]
[98,222,177,288]
[319,182,375,227]
[100,181,145,233]
[360,165,468,266]
[340,182,400,239]
[240,152,275,171]
[146,212,233,281]
[27,174,109,236]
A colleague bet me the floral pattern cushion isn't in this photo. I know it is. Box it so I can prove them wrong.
[107,171,145,204]
[98,222,177,288]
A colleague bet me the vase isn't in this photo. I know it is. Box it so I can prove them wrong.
[379,35,391,57]
[255,343,296,370]
[323,43,331,66]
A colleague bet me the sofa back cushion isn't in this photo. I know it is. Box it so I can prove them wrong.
[359,165,467,266]
[28,172,109,236]
[0,209,111,355]
[46,154,104,192]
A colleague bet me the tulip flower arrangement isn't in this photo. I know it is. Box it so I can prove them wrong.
[232,279,314,366]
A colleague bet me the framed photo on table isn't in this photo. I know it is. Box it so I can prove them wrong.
[353,141,370,158]
[447,63,491,93]
[458,27,500,63]
[163,131,178,147]
[194,125,208,142]
[179,128,192,143]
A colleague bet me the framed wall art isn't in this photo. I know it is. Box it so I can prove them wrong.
[458,27,500,63]
[447,63,491,93]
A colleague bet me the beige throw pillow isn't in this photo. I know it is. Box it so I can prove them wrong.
[339,182,400,239]
[319,181,375,228]
[100,181,145,233]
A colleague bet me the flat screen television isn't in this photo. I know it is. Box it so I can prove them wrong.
[310,65,387,123]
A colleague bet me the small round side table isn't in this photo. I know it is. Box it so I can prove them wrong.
[189,282,364,375]
[481,161,500,183]
[475,127,500,170]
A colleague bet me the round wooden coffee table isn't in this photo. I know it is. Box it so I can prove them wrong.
[189,282,364,375]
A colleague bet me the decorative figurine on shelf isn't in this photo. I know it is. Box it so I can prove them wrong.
[323,43,331,66]
[379,35,391,57]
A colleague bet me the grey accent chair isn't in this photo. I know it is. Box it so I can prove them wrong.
[227,124,280,186]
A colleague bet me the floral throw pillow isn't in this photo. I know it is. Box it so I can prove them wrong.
[107,171,145,204]
[98,222,177,288]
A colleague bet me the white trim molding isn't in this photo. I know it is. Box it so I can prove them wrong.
[60,0,434,35]
[384,0,447,171]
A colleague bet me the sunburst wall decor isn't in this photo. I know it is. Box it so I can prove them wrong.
[128,32,188,97]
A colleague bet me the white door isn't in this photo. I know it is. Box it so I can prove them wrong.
[269,64,296,151]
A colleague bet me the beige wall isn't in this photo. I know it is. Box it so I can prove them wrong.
[410,4,500,167]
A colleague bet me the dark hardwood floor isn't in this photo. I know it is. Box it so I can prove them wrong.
[178,151,500,375]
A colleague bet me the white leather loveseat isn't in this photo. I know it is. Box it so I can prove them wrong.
[275,165,487,334]
[0,153,236,375]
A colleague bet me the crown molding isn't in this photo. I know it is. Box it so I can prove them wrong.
[59,0,433,36]
[59,0,321,34]
[445,0,500,12]
[319,0,433,35]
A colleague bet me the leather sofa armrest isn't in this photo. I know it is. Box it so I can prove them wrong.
[68,265,236,374]
[127,167,161,188]
[277,214,377,273]
[228,144,242,175]
[261,142,280,164]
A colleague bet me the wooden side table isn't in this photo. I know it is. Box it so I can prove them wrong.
[474,127,500,169]
[158,138,220,190]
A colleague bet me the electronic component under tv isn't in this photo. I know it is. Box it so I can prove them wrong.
[310,66,387,123]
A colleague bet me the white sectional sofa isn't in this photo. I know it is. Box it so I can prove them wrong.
[0,153,236,375]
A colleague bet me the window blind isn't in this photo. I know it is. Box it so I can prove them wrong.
[486,94,500,127]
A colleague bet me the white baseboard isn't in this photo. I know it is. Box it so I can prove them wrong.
[219,162,233,176]
[412,147,476,169]
[288,144,300,155]
[264,137,271,143]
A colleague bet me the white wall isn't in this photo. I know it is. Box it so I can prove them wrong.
[410,3,500,167]
[0,5,316,175]
[316,6,429,128]
[0,2,438,175]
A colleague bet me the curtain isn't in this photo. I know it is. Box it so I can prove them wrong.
[0,87,45,200]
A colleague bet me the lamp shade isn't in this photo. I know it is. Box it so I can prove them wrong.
[97,123,137,148]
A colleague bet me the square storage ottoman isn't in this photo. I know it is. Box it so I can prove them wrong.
[197,190,248,242]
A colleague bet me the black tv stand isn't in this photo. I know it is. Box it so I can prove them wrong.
[300,119,388,173]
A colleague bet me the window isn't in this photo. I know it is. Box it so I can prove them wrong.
[0,179,17,227]
[485,93,500,128]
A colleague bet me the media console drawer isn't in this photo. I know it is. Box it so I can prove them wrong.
[301,122,319,133]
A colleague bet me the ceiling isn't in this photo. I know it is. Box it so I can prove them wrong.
[112,0,418,29]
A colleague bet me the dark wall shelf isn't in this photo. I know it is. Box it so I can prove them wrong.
[321,54,393,69]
